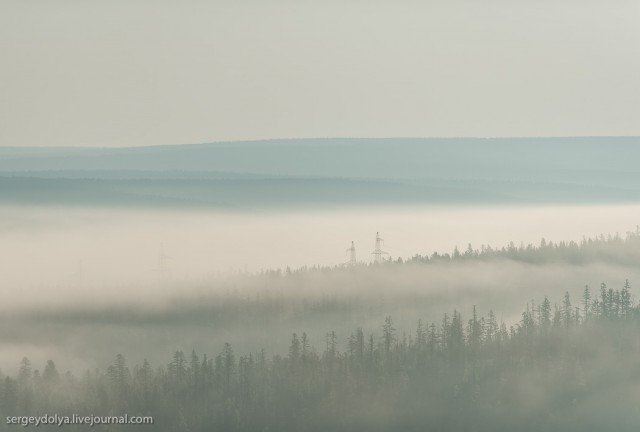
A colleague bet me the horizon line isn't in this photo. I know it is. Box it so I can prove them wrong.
[1,135,639,151]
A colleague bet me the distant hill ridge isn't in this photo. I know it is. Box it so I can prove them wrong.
[0,136,639,178]
[1,137,640,208]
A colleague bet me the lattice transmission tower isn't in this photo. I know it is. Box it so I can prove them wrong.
[346,241,357,266]
[371,232,389,264]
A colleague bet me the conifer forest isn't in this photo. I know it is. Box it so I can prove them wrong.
[2,0,640,428]
[3,232,640,431]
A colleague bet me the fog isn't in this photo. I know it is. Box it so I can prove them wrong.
[2,203,640,377]
[2,0,639,425]
[2,204,640,307]
[3,222,640,430]
[4,139,640,429]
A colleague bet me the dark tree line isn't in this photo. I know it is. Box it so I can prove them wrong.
[2,281,640,431]
[401,228,640,267]
[253,228,640,278]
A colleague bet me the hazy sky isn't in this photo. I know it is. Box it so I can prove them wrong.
[1,0,639,147]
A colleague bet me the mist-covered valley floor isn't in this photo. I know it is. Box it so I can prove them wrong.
[3,231,640,430]
[3,0,640,422]
[2,227,640,372]
[4,138,640,430]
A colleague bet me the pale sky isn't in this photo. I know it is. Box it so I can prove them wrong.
[1,0,639,148]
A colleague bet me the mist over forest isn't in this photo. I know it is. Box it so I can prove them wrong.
[3,0,639,425]
[3,138,640,430]
[3,233,640,431]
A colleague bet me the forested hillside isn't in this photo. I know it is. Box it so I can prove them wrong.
[1,282,639,431]
[2,230,640,432]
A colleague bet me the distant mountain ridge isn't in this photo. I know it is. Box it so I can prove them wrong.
[1,137,640,208]
[2,136,640,178]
